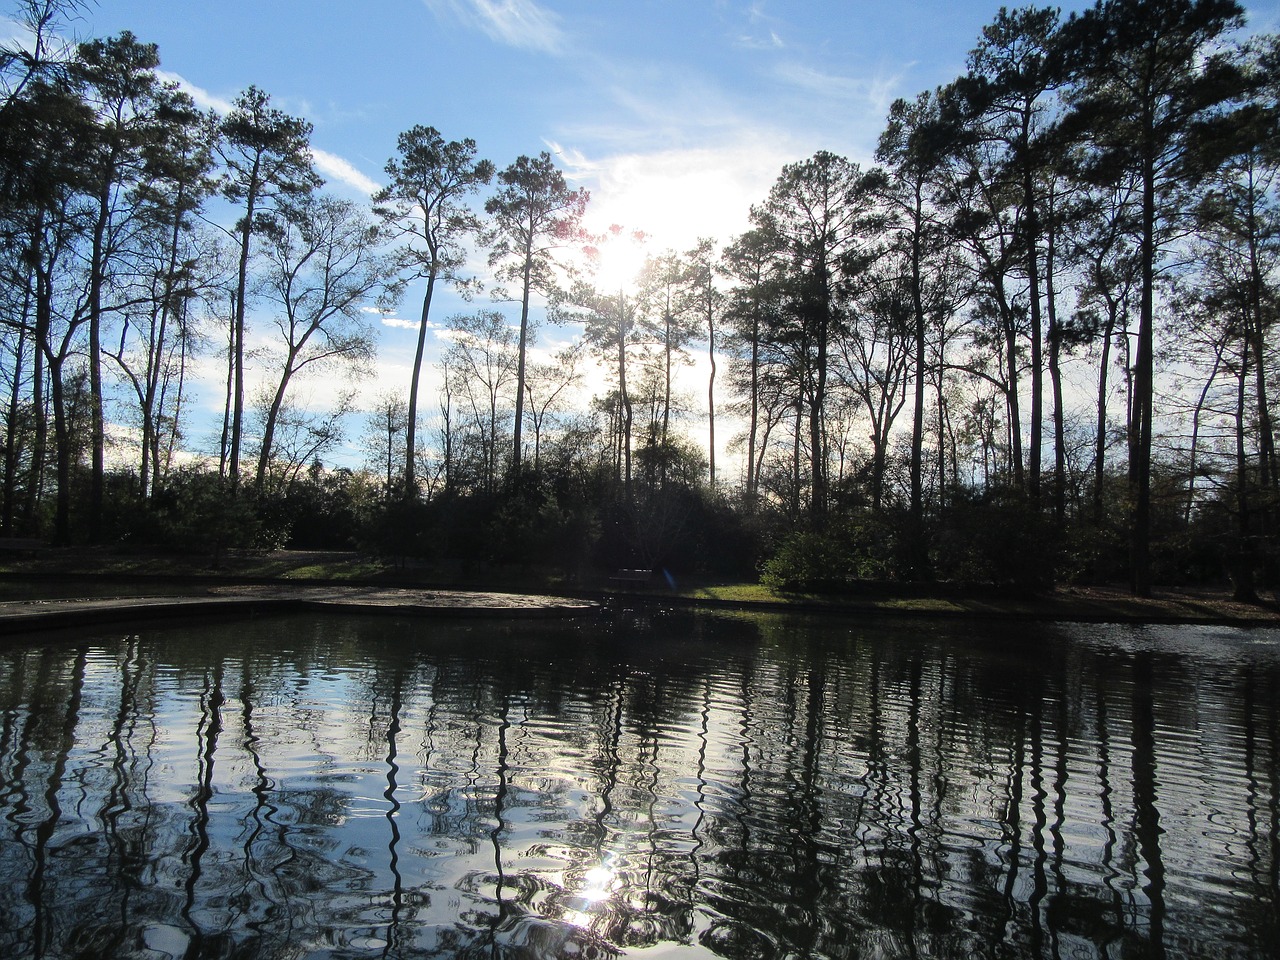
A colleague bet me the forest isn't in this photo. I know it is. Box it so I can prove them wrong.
[0,0,1275,599]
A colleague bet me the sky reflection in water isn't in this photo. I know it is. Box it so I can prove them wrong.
[1,609,1278,959]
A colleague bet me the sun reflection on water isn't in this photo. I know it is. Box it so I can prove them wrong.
[564,853,624,929]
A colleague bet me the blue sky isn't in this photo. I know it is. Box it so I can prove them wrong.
[76,0,1084,246]
[23,0,1280,471]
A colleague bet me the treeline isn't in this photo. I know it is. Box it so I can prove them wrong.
[0,0,1276,598]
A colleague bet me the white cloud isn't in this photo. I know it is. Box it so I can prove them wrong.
[311,148,381,197]
[381,317,420,331]
[154,69,235,114]
[423,0,564,54]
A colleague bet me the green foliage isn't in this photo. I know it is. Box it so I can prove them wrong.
[141,470,269,560]
[366,493,438,562]
[760,515,896,591]
[931,488,1059,590]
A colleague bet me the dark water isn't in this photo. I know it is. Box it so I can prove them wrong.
[1,608,1278,959]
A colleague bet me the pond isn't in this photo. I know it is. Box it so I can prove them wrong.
[0,607,1277,959]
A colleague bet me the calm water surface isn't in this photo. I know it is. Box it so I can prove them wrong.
[1,608,1277,959]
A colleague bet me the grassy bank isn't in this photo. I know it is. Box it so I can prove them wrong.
[2,546,1277,626]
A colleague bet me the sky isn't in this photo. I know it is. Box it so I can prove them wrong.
[24,0,1280,475]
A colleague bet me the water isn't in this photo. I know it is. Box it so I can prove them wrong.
[0,607,1277,959]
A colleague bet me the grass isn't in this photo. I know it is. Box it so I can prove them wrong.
[670,578,1278,624]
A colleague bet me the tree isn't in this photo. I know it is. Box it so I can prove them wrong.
[108,92,217,502]
[752,151,884,522]
[1059,0,1249,594]
[1066,177,1142,529]
[0,0,82,115]
[952,7,1065,506]
[637,248,700,483]
[684,238,722,489]
[483,151,588,473]
[442,309,518,494]
[563,225,647,498]
[216,85,320,487]
[362,390,408,500]
[524,343,582,472]
[1179,45,1280,598]
[833,254,914,509]
[253,392,352,493]
[373,126,492,496]
[878,93,954,572]
[0,68,95,542]
[722,225,783,504]
[72,32,187,536]
[254,194,392,492]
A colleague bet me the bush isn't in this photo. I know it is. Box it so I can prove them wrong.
[144,470,270,562]
[760,515,895,590]
[932,488,1058,590]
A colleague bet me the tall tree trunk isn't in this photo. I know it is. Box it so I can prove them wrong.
[1184,339,1225,525]
[1024,164,1044,508]
[618,300,633,500]
[1045,204,1066,526]
[1233,337,1256,602]
[511,239,533,474]
[792,397,803,521]
[87,182,111,541]
[48,357,71,544]
[404,267,437,496]
[908,208,928,578]
[1130,151,1157,597]
[140,185,187,503]
[808,271,829,522]
[159,303,190,495]
[27,234,50,532]
[747,305,760,503]
[229,160,262,489]
[1094,305,1118,527]
[219,303,233,476]
[1243,158,1276,495]
[4,280,31,535]
[255,359,296,493]
[1003,294,1025,491]
[707,301,716,490]
[935,374,946,511]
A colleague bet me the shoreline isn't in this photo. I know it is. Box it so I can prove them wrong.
[1,548,1277,630]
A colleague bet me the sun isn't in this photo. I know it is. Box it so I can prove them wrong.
[585,223,650,292]
[567,142,776,266]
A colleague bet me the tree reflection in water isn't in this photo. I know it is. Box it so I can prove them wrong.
[0,611,1278,959]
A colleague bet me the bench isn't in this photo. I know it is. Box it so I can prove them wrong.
[609,568,654,588]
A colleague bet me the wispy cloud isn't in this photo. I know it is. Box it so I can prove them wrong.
[155,71,381,199]
[773,61,899,114]
[155,69,235,114]
[311,148,381,197]
[733,29,784,51]
[423,0,564,54]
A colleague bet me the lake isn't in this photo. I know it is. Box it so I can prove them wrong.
[1,606,1277,959]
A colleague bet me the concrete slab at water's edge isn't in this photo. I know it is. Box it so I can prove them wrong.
[0,585,597,635]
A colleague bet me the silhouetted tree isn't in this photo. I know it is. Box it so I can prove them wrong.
[215,85,320,486]
[483,152,588,473]
[1059,0,1249,594]
[373,126,492,496]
